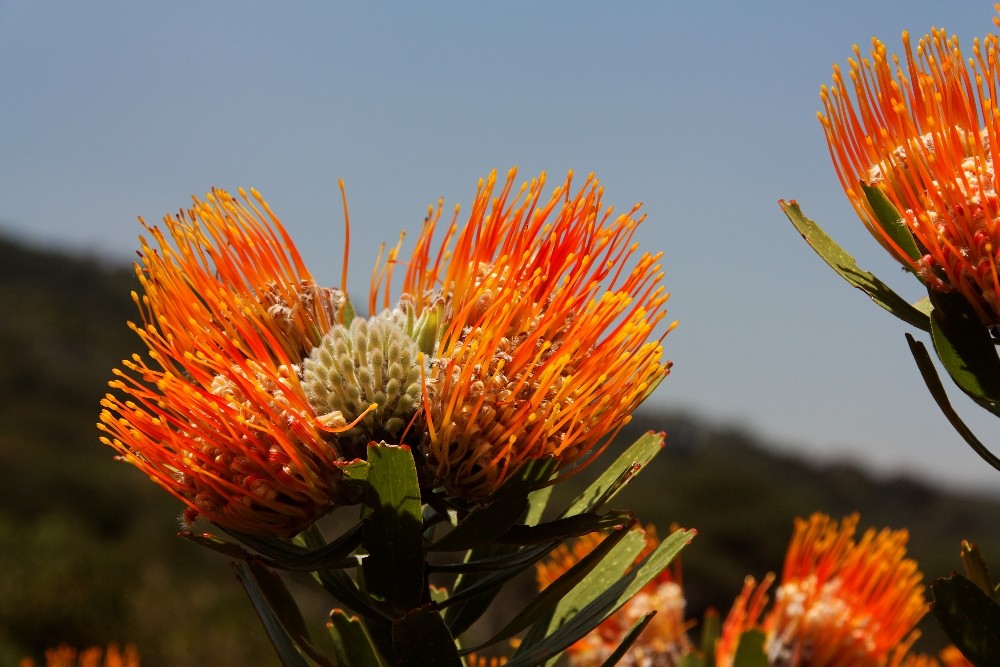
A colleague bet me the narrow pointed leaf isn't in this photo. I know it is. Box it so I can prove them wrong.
[932,574,1000,665]
[430,458,558,552]
[233,560,327,667]
[565,431,665,517]
[510,527,695,666]
[906,334,1000,472]
[526,485,554,526]
[929,290,1000,406]
[181,530,259,560]
[438,541,561,611]
[392,608,462,667]
[338,458,370,483]
[431,541,570,574]
[441,544,511,637]
[218,524,364,571]
[780,200,930,331]
[860,183,921,264]
[513,529,646,661]
[600,611,656,667]
[315,568,392,621]
[731,629,767,667]
[475,525,633,649]
[960,541,997,600]
[699,609,721,667]
[494,510,635,545]
[362,444,424,615]
[328,610,384,667]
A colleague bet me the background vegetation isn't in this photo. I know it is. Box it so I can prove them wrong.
[2,234,997,665]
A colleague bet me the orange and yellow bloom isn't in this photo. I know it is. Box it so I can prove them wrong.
[20,643,140,667]
[821,8,1000,325]
[98,189,356,536]
[717,513,928,667]
[99,170,672,535]
[399,169,673,498]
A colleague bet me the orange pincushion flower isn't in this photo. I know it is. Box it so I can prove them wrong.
[718,513,928,667]
[716,573,775,667]
[395,168,673,498]
[19,643,140,667]
[821,9,1000,325]
[537,526,692,666]
[767,513,927,665]
[98,188,356,537]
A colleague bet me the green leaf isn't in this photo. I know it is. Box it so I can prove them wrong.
[913,296,932,317]
[362,444,425,616]
[338,458,370,484]
[475,525,634,649]
[677,656,708,667]
[437,541,560,612]
[431,540,565,575]
[429,458,558,552]
[315,568,392,621]
[328,610,385,667]
[181,530,259,560]
[960,541,998,601]
[929,289,1000,406]
[494,510,635,545]
[779,200,930,331]
[599,611,656,667]
[932,574,1000,665]
[699,609,721,667]
[906,334,1000,473]
[860,183,922,264]
[564,431,665,517]
[217,523,364,571]
[525,485,554,526]
[233,560,330,667]
[440,544,513,637]
[392,608,462,667]
[511,527,695,666]
[731,629,767,667]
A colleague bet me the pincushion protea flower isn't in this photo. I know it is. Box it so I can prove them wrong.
[820,11,1000,326]
[98,188,360,537]
[395,168,674,498]
[717,513,928,667]
[99,169,671,533]
[536,526,692,666]
[19,643,140,667]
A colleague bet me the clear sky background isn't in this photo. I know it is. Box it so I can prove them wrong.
[4,2,1000,492]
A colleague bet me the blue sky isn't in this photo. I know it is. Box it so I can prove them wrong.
[3,2,1000,491]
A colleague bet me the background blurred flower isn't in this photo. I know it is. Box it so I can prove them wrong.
[98,189,356,537]
[19,643,140,667]
[820,13,1000,325]
[394,169,674,498]
[717,513,928,667]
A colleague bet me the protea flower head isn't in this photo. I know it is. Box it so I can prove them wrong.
[98,188,362,537]
[820,10,1000,325]
[392,168,674,499]
[99,169,673,533]
[717,513,928,667]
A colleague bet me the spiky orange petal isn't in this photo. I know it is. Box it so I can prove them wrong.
[391,169,674,498]
[98,189,349,536]
[765,513,927,666]
[821,11,1000,325]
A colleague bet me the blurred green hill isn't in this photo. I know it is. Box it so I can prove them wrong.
[1,233,997,664]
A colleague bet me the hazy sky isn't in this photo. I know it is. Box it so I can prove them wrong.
[4,2,1000,492]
